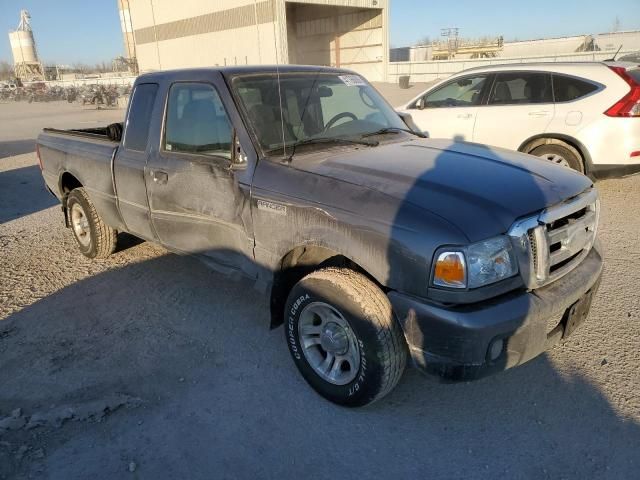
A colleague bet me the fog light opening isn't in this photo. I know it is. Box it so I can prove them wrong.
[488,338,505,362]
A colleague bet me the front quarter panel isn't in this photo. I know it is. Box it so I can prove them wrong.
[251,160,467,297]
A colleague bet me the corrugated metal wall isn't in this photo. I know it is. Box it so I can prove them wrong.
[388,49,639,84]
[126,0,389,80]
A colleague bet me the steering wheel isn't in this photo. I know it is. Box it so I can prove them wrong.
[359,88,376,109]
[324,112,358,131]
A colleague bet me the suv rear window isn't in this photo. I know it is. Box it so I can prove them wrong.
[553,75,599,102]
[124,83,158,151]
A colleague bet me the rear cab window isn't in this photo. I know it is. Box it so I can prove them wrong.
[123,83,159,151]
[488,72,552,105]
[553,74,599,102]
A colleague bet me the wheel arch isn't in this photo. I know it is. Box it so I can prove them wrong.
[59,171,84,227]
[269,244,383,329]
[518,134,593,175]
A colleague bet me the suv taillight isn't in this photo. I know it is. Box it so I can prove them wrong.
[36,144,43,170]
[605,66,640,117]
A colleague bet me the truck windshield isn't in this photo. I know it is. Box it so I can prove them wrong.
[232,72,408,155]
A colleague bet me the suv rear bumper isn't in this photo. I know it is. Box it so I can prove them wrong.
[389,245,603,381]
[589,162,640,180]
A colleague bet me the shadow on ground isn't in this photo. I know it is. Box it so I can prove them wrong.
[0,139,36,160]
[0,164,57,224]
[0,250,637,479]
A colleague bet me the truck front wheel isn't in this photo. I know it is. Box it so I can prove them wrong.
[66,188,117,259]
[284,268,407,407]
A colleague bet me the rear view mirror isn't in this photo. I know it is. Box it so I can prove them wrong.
[457,79,472,87]
[318,86,333,98]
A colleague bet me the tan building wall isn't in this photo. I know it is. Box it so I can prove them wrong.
[125,0,388,81]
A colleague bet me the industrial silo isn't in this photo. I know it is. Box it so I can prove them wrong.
[8,10,44,81]
[117,0,138,74]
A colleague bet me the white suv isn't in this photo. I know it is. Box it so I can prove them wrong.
[398,62,640,179]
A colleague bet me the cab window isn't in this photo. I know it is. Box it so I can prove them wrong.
[124,83,158,151]
[164,83,232,159]
[489,72,552,105]
[418,75,488,108]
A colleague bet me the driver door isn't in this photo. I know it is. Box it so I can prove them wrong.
[145,80,255,275]
[406,74,491,141]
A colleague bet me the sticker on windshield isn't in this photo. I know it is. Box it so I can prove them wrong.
[338,75,366,87]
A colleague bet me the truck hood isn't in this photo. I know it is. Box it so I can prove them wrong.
[297,138,593,242]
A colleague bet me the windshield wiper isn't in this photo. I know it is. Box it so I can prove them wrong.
[361,127,427,138]
[291,137,379,148]
[268,137,379,159]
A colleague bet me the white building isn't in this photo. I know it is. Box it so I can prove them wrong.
[121,0,390,81]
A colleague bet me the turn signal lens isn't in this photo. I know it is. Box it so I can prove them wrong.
[433,252,466,288]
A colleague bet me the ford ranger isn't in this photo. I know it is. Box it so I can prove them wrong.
[37,66,603,406]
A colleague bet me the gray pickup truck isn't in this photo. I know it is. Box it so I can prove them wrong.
[38,66,603,406]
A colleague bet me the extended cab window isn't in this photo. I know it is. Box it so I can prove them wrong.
[419,75,487,108]
[553,75,599,102]
[124,83,158,151]
[489,72,552,105]
[164,83,232,159]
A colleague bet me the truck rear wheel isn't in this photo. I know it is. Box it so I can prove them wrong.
[285,268,407,407]
[66,188,117,259]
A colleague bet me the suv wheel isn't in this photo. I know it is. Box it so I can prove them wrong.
[284,267,407,407]
[531,144,584,173]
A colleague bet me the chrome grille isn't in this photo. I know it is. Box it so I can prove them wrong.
[508,188,599,289]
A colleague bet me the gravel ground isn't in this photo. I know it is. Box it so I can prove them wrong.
[1,99,639,479]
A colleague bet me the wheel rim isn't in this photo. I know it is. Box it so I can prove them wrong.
[538,152,571,168]
[70,202,91,247]
[298,302,361,386]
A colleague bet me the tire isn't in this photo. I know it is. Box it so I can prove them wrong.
[66,188,117,259]
[285,267,407,407]
[530,143,584,173]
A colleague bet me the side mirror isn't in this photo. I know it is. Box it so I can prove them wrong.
[416,97,426,110]
[230,129,248,171]
[397,111,427,137]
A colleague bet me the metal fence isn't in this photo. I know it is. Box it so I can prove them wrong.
[388,49,637,83]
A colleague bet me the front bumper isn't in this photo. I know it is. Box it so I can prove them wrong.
[389,246,603,381]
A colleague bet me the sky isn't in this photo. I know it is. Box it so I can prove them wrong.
[0,0,639,65]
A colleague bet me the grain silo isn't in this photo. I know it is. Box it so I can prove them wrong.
[8,10,44,81]
[117,0,138,73]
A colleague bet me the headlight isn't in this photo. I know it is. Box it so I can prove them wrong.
[433,236,518,289]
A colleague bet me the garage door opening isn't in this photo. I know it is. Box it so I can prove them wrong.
[285,2,385,80]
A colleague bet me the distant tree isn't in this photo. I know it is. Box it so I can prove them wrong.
[414,36,431,46]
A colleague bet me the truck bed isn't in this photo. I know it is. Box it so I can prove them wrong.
[38,125,124,230]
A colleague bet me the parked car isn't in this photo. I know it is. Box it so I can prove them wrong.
[398,62,640,179]
[37,66,603,406]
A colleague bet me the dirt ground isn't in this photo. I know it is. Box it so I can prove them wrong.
[1,97,639,480]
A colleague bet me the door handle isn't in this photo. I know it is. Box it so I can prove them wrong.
[528,111,550,117]
[151,170,168,184]
[457,113,473,119]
